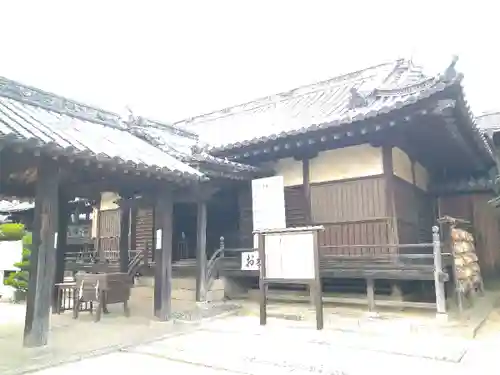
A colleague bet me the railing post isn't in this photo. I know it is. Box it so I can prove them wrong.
[219,236,225,255]
[433,226,447,320]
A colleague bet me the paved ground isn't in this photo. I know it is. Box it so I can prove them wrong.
[29,315,500,375]
[0,286,240,375]
[2,287,499,374]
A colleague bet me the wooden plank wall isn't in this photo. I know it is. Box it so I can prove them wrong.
[439,193,500,277]
[310,176,391,255]
[237,184,254,248]
[236,174,433,258]
[393,177,433,245]
[97,208,121,261]
[135,207,154,259]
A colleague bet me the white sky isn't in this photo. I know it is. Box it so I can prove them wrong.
[0,1,498,122]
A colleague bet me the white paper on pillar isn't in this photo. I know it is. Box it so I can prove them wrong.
[155,229,162,250]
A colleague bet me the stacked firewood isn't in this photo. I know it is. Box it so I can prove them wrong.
[451,228,484,294]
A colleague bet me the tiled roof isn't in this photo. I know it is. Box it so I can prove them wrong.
[0,77,203,180]
[0,200,34,213]
[174,58,463,152]
[477,112,500,136]
[129,117,263,174]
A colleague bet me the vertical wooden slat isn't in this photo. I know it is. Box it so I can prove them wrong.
[24,159,59,347]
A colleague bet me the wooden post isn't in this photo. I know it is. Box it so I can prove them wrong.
[433,225,447,319]
[382,146,402,297]
[196,200,208,302]
[257,232,267,326]
[52,191,69,313]
[366,278,376,312]
[24,159,59,347]
[312,230,323,330]
[119,197,131,273]
[154,189,173,321]
[382,146,399,246]
[302,158,312,225]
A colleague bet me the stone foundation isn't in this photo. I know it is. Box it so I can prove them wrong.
[135,276,225,302]
[223,277,249,299]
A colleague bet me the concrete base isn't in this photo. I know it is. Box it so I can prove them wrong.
[223,277,249,299]
[135,276,225,302]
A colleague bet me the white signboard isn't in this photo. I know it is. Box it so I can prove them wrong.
[251,176,286,231]
[251,176,286,250]
[0,240,22,271]
[241,251,260,271]
[265,231,315,279]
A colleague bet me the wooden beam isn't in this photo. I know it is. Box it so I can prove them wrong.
[196,200,208,302]
[52,190,70,313]
[24,159,59,347]
[154,188,173,321]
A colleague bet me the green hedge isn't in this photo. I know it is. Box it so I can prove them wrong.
[0,223,26,241]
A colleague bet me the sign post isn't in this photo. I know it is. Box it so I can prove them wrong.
[256,226,324,330]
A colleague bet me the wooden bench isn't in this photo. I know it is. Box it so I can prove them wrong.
[73,272,132,322]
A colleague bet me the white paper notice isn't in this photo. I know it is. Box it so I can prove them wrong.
[264,232,315,280]
[251,176,286,232]
[155,229,162,250]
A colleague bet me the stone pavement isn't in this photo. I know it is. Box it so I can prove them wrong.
[28,316,500,375]
[0,287,240,375]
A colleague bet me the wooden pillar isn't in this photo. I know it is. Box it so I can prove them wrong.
[382,146,402,297]
[51,191,69,313]
[382,146,399,246]
[196,200,208,302]
[154,189,173,321]
[24,159,59,347]
[119,197,131,273]
[302,158,312,224]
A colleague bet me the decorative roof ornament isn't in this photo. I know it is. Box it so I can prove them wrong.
[191,143,206,155]
[119,106,137,128]
[443,55,459,82]
[348,88,367,109]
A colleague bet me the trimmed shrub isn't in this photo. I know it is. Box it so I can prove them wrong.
[0,223,26,241]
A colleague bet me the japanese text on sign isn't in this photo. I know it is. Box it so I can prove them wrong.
[241,251,261,271]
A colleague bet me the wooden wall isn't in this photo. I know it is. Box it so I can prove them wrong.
[393,177,434,245]
[236,144,435,256]
[439,193,500,277]
[310,176,391,255]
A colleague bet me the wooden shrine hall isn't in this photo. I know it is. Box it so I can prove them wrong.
[0,77,266,347]
[2,55,500,347]
[173,56,499,307]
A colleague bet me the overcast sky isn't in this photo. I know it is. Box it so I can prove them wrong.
[0,1,498,123]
